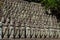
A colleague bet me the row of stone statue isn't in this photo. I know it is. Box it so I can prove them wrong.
[2,26,60,39]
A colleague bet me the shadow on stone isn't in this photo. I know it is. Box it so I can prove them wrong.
[24,0,42,3]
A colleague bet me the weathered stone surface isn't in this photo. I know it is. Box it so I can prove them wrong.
[0,0,60,39]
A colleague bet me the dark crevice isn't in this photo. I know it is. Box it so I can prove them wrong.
[0,8,3,21]
[50,8,60,22]
[24,0,42,3]
[45,9,60,22]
